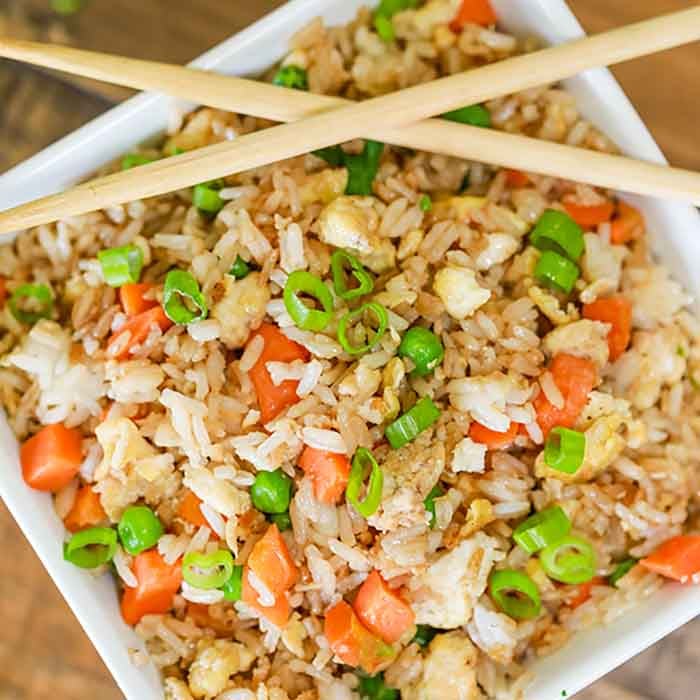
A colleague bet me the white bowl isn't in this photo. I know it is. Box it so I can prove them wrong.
[1,1,700,698]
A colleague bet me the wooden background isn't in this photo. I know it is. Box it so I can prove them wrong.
[0,1,699,698]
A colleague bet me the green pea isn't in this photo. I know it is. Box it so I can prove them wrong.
[117,505,163,555]
[251,469,293,514]
[269,511,292,532]
[398,326,445,376]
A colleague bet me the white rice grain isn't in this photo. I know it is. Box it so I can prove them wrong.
[302,427,347,454]
[114,546,138,588]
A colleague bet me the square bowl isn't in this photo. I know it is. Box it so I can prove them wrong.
[1,1,700,698]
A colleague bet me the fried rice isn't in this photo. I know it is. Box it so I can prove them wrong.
[2,1,700,699]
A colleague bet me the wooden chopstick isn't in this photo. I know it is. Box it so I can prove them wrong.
[1,6,700,234]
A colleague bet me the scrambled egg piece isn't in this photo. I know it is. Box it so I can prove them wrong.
[317,196,395,272]
[299,168,348,206]
[615,328,686,410]
[542,319,610,369]
[432,195,487,220]
[408,532,503,628]
[94,417,179,519]
[433,266,491,320]
[368,433,445,531]
[528,285,580,326]
[211,272,270,350]
[404,632,479,700]
[188,639,254,699]
[475,233,520,271]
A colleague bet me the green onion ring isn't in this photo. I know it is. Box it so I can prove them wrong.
[513,506,572,554]
[163,269,208,325]
[182,549,235,590]
[540,535,597,584]
[283,270,334,332]
[98,244,144,287]
[543,427,586,475]
[385,396,441,450]
[9,283,54,324]
[330,249,374,301]
[63,526,117,569]
[337,302,388,355]
[489,569,542,620]
[346,447,384,518]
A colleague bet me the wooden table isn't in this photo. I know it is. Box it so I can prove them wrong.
[0,1,698,698]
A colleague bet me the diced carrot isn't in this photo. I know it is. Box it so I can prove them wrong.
[247,524,299,597]
[119,282,157,317]
[241,568,291,627]
[582,296,632,361]
[505,169,529,188]
[563,200,615,229]
[0,277,7,308]
[63,485,106,533]
[610,201,644,245]
[120,550,182,626]
[248,323,310,424]
[107,305,172,360]
[534,354,598,438]
[468,421,519,450]
[298,446,351,505]
[20,423,83,492]
[325,600,394,674]
[567,576,606,610]
[353,570,415,644]
[640,535,700,582]
[450,0,497,31]
[178,490,209,528]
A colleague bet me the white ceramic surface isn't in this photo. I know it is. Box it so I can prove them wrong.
[1,2,699,699]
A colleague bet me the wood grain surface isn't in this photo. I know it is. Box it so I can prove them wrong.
[0,1,698,699]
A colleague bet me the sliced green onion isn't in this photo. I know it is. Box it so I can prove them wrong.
[163,269,208,325]
[513,506,571,554]
[374,14,395,42]
[385,397,441,449]
[609,558,637,587]
[51,0,84,15]
[346,447,384,518]
[117,505,164,556]
[269,511,292,532]
[284,270,334,332]
[540,535,597,584]
[121,153,155,170]
[345,140,385,196]
[182,550,235,590]
[338,302,388,355]
[193,182,225,214]
[313,145,345,167]
[534,250,580,294]
[489,569,542,620]
[544,427,586,474]
[398,326,444,376]
[98,244,144,287]
[375,0,419,18]
[63,527,117,569]
[419,194,432,212]
[530,209,584,262]
[9,284,53,324]
[442,104,491,128]
[272,65,308,91]
[357,672,400,700]
[229,255,252,280]
[424,485,444,529]
[251,469,293,514]
[412,624,437,648]
[221,564,244,601]
[331,249,374,301]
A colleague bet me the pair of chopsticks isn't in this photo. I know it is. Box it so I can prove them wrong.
[1,6,700,235]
